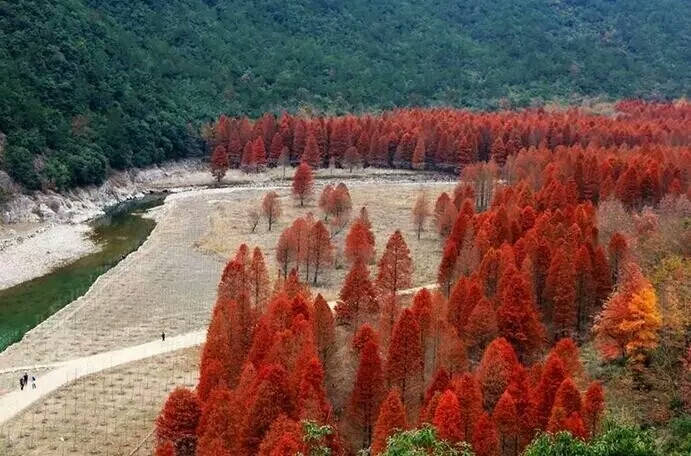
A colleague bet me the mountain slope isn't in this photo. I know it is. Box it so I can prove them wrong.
[0,0,688,189]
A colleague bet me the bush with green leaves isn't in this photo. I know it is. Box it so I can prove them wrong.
[524,424,660,456]
[379,425,474,456]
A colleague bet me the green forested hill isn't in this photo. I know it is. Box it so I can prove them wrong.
[0,0,689,190]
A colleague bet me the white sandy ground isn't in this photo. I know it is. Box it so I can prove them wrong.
[0,224,97,290]
[0,284,435,426]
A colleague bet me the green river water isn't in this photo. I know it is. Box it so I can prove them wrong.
[0,195,164,352]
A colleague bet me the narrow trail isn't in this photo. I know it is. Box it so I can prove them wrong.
[0,284,437,425]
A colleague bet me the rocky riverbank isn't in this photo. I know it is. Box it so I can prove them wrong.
[0,159,207,290]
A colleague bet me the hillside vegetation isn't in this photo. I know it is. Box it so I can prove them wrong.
[1,0,689,189]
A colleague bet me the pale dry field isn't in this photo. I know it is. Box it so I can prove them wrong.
[197,179,455,300]
[0,347,199,456]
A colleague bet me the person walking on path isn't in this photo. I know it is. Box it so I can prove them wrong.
[161,331,165,342]
[31,376,36,390]
[19,377,24,391]
[23,372,28,387]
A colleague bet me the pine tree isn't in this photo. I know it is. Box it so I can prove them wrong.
[371,389,407,455]
[292,162,314,207]
[347,340,385,450]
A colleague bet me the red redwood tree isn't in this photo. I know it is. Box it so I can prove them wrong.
[453,373,483,443]
[466,297,499,362]
[371,389,407,455]
[210,145,229,182]
[433,390,463,444]
[307,221,333,284]
[303,131,321,168]
[476,338,520,411]
[377,230,412,298]
[582,381,605,437]
[386,309,424,415]
[242,365,295,454]
[545,248,577,340]
[473,411,499,456]
[347,340,385,450]
[493,391,519,456]
[312,294,336,365]
[438,240,458,296]
[249,247,270,311]
[532,353,566,430]
[345,219,376,265]
[496,273,545,361]
[155,388,201,452]
[292,162,314,207]
[551,378,582,419]
[296,357,331,422]
[335,260,379,327]
[257,415,302,456]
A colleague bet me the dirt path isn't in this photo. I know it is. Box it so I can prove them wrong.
[0,330,204,425]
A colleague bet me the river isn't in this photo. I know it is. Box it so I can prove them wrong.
[0,195,165,352]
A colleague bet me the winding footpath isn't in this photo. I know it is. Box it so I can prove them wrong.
[0,284,436,425]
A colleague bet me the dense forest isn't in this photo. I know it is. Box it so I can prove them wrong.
[1,0,689,190]
[154,102,690,455]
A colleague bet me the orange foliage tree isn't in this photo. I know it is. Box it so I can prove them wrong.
[594,262,661,361]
